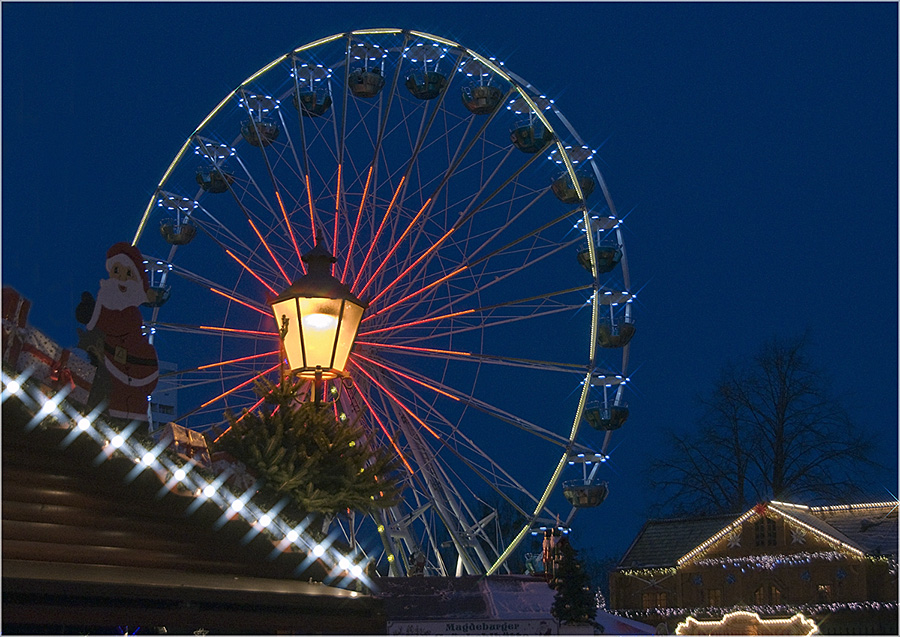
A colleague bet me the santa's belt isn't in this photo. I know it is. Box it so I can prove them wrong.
[104,342,158,367]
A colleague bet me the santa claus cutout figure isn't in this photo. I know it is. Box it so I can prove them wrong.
[76,242,159,424]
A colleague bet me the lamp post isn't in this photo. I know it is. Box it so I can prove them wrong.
[270,239,367,401]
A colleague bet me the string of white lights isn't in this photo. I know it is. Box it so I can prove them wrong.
[1,367,371,592]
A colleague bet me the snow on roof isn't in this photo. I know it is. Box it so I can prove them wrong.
[375,575,555,620]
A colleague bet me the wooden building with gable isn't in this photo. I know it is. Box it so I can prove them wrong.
[610,501,897,634]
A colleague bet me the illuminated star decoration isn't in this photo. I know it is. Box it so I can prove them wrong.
[791,527,807,544]
[726,530,742,548]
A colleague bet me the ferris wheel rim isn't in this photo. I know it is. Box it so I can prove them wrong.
[133,28,632,578]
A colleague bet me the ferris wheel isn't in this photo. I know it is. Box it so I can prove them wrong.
[133,29,635,577]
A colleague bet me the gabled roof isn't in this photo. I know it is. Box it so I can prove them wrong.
[616,513,736,569]
[616,500,899,570]
[773,500,898,557]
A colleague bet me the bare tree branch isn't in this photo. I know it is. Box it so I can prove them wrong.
[648,335,877,514]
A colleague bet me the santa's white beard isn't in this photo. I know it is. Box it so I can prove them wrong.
[97,276,147,311]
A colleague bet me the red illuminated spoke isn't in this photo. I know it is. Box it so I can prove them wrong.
[351,176,406,291]
[351,361,441,440]
[367,149,547,308]
[305,175,316,242]
[344,372,415,475]
[199,362,280,410]
[357,360,540,506]
[196,350,280,371]
[377,304,587,348]
[246,217,291,283]
[209,287,273,317]
[275,191,304,267]
[352,353,569,448]
[152,321,277,340]
[358,284,591,338]
[365,205,573,322]
[355,341,584,374]
[342,166,373,283]
[356,197,431,298]
[377,239,588,340]
[225,249,279,296]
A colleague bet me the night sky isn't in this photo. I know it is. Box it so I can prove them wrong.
[3,2,897,562]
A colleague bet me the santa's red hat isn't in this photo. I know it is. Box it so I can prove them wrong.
[106,242,149,292]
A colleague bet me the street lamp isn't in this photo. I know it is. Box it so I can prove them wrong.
[270,240,367,386]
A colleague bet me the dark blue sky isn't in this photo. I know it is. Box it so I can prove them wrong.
[3,2,897,561]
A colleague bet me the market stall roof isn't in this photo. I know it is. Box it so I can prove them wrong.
[2,389,383,634]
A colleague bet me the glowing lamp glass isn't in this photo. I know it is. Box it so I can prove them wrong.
[270,243,367,379]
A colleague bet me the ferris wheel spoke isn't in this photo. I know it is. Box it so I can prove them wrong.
[359,283,591,338]
[231,150,282,223]
[341,166,374,284]
[178,202,290,288]
[386,233,586,328]
[362,182,548,317]
[358,363,494,574]
[273,108,318,233]
[155,351,279,384]
[345,377,415,475]
[362,360,547,509]
[368,208,580,325]
[194,362,281,411]
[162,265,278,320]
[358,362,554,568]
[382,87,515,292]
[378,304,588,348]
[361,145,542,308]
[220,178,293,284]
[236,134,309,267]
[190,204,258,254]
[352,352,570,447]
[351,176,407,291]
[152,321,278,340]
[355,340,586,374]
